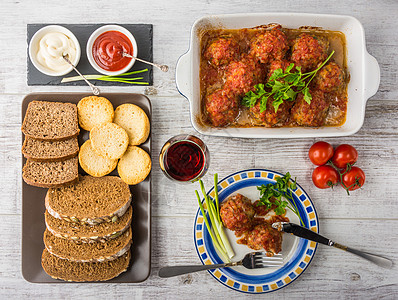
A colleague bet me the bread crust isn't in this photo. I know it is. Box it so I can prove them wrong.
[118,146,152,185]
[77,96,114,131]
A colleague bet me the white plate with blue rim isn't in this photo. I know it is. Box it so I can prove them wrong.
[193,169,319,294]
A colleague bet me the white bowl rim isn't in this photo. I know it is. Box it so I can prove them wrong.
[86,24,138,76]
[28,25,81,77]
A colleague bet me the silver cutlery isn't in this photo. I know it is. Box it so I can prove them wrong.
[272,222,393,269]
[158,252,283,278]
[122,52,169,72]
[62,55,100,95]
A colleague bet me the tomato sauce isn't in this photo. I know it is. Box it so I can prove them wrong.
[92,31,133,72]
[200,25,350,128]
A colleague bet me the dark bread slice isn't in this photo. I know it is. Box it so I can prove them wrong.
[45,175,131,225]
[44,227,132,262]
[45,206,132,243]
[41,249,130,282]
[22,136,79,162]
[22,101,79,141]
[22,156,79,188]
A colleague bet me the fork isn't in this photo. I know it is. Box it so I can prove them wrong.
[158,252,283,278]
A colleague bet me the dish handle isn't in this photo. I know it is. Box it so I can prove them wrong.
[364,51,380,101]
[175,50,191,100]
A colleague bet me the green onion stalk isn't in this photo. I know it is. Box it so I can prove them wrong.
[61,69,149,85]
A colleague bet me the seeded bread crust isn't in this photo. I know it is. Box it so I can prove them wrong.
[45,175,131,225]
[22,156,79,188]
[78,140,117,177]
[118,146,151,185]
[41,249,131,282]
[113,103,150,145]
[44,227,132,262]
[22,101,79,141]
[45,206,133,243]
[22,136,79,162]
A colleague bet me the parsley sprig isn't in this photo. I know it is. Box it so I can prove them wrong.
[242,51,335,113]
[257,172,304,226]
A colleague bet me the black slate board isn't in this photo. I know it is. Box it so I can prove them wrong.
[27,24,153,86]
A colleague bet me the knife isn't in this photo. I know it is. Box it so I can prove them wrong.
[272,222,393,269]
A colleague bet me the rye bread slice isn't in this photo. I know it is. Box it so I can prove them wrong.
[22,156,79,188]
[41,249,130,282]
[45,175,131,225]
[22,136,79,162]
[45,206,132,243]
[22,101,79,141]
[44,227,132,262]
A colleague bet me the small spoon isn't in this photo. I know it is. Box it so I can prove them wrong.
[122,52,169,72]
[62,55,100,95]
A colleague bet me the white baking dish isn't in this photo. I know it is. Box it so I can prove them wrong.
[176,13,380,138]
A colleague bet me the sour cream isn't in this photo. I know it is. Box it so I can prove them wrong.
[36,32,77,72]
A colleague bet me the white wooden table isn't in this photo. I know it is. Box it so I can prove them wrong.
[1,0,397,298]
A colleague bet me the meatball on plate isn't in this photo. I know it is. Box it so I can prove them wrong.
[194,169,319,293]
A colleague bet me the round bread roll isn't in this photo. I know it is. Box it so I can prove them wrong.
[113,104,150,145]
[90,123,129,160]
[77,96,114,131]
[118,146,151,185]
[78,140,117,177]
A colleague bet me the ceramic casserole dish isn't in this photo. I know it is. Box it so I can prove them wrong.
[176,13,380,138]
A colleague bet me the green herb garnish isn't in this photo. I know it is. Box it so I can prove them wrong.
[61,69,149,85]
[257,172,304,226]
[242,51,334,112]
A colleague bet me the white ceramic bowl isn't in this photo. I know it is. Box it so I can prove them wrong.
[86,25,138,76]
[29,25,81,76]
[176,13,380,139]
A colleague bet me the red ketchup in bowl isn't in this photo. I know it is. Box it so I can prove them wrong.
[92,31,133,72]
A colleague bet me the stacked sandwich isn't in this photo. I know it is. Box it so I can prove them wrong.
[41,175,133,281]
[21,101,80,187]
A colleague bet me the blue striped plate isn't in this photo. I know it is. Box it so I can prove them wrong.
[193,169,319,294]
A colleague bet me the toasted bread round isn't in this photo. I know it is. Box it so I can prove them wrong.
[113,104,150,145]
[118,146,151,185]
[90,123,129,159]
[77,96,114,131]
[79,140,117,177]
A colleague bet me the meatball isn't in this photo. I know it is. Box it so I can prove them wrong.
[205,89,239,127]
[243,223,283,255]
[250,26,288,64]
[250,96,292,127]
[314,62,345,92]
[204,37,240,66]
[220,194,255,233]
[224,55,264,96]
[291,33,329,72]
[291,89,330,126]
[267,59,292,80]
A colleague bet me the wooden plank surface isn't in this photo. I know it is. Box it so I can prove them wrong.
[0,0,397,298]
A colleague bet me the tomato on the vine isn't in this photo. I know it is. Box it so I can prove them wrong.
[342,166,365,191]
[332,144,358,169]
[308,141,334,166]
[312,165,339,189]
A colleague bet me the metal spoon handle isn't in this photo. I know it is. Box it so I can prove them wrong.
[62,56,100,95]
[122,52,168,72]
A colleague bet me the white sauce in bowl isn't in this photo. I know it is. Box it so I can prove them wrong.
[36,32,77,72]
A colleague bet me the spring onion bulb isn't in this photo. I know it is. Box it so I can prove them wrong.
[196,174,235,262]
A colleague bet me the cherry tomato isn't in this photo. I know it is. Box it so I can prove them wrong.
[312,165,339,189]
[342,166,365,191]
[332,144,358,169]
[308,141,334,166]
